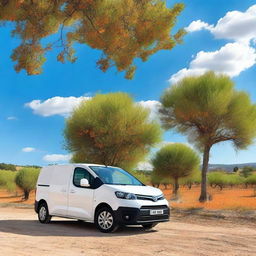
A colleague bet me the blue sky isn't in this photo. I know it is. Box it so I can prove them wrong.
[0,0,256,166]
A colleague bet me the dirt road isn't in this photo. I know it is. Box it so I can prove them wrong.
[0,207,255,256]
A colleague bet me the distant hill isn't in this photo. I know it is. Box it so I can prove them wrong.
[208,163,256,172]
[137,162,256,172]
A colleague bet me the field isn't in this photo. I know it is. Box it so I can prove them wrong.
[1,185,256,210]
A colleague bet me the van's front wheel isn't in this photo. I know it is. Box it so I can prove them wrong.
[95,207,118,233]
[38,202,52,224]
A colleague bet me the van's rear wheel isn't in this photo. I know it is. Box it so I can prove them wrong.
[95,207,118,233]
[38,202,52,224]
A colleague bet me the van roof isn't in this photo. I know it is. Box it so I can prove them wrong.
[42,163,114,168]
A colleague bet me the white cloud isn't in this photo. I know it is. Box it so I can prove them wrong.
[43,154,71,162]
[7,116,17,120]
[22,147,35,152]
[25,96,91,117]
[138,100,161,121]
[170,42,256,84]
[186,5,256,43]
[185,20,212,33]
[210,5,256,43]
[26,96,162,121]
[172,5,256,83]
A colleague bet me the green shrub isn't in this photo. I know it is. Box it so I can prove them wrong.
[0,163,16,171]
[240,166,255,178]
[226,174,245,187]
[245,174,256,185]
[0,170,16,192]
[180,170,201,188]
[208,171,228,190]
[150,170,162,188]
[15,168,40,200]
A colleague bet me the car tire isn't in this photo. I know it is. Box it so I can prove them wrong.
[38,202,52,224]
[142,223,158,230]
[95,207,118,233]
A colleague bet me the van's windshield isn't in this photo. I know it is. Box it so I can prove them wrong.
[89,166,143,186]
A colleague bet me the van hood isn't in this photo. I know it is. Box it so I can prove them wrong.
[106,184,163,196]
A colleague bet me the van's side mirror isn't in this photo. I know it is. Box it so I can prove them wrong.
[80,178,90,187]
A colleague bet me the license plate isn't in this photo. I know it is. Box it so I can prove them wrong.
[150,209,164,215]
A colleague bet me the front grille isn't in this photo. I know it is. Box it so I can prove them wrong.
[135,194,164,202]
[137,215,169,222]
[141,205,168,210]
[137,205,169,222]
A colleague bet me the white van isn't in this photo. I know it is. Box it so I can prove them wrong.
[35,164,170,233]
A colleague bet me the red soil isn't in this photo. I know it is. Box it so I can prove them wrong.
[1,185,255,210]
[162,185,256,210]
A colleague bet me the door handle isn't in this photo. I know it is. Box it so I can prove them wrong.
[70,190,76,193]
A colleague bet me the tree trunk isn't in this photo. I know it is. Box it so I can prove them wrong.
[172,178,179,197]
[23,190,30,201]
[199,145,211,202]
[187,182,192,190]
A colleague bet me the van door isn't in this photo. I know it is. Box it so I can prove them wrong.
[49,166,72,216]
[68,167,95,221]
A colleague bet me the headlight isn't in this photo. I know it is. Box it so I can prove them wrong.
[115,191,137,200]
[159,194,165,200]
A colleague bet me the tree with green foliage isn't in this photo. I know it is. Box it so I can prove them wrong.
[64,93,162,169]
[180,169,201,189]
[245,174,256,196]
[0,163,16,172]
[160,71,256,202]
[15,168,40,200]
[151,170,162,188]
[0,0,185,79]
[208,171,228,190]
[0,170,16,192]
[152,143,200,198]
[240,166,255,178]
[233,166,239,173]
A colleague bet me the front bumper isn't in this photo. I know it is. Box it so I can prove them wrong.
[114,205,170,225]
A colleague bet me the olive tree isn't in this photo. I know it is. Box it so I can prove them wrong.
[64,93,162,169]
[15,168,40,200]
[0,1,185,78]
[160,71,256,202]
[152,143,200,198]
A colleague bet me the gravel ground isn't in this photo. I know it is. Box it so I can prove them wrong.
[0,207,255,256]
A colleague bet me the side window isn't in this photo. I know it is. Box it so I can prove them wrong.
[73,168,94,188]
